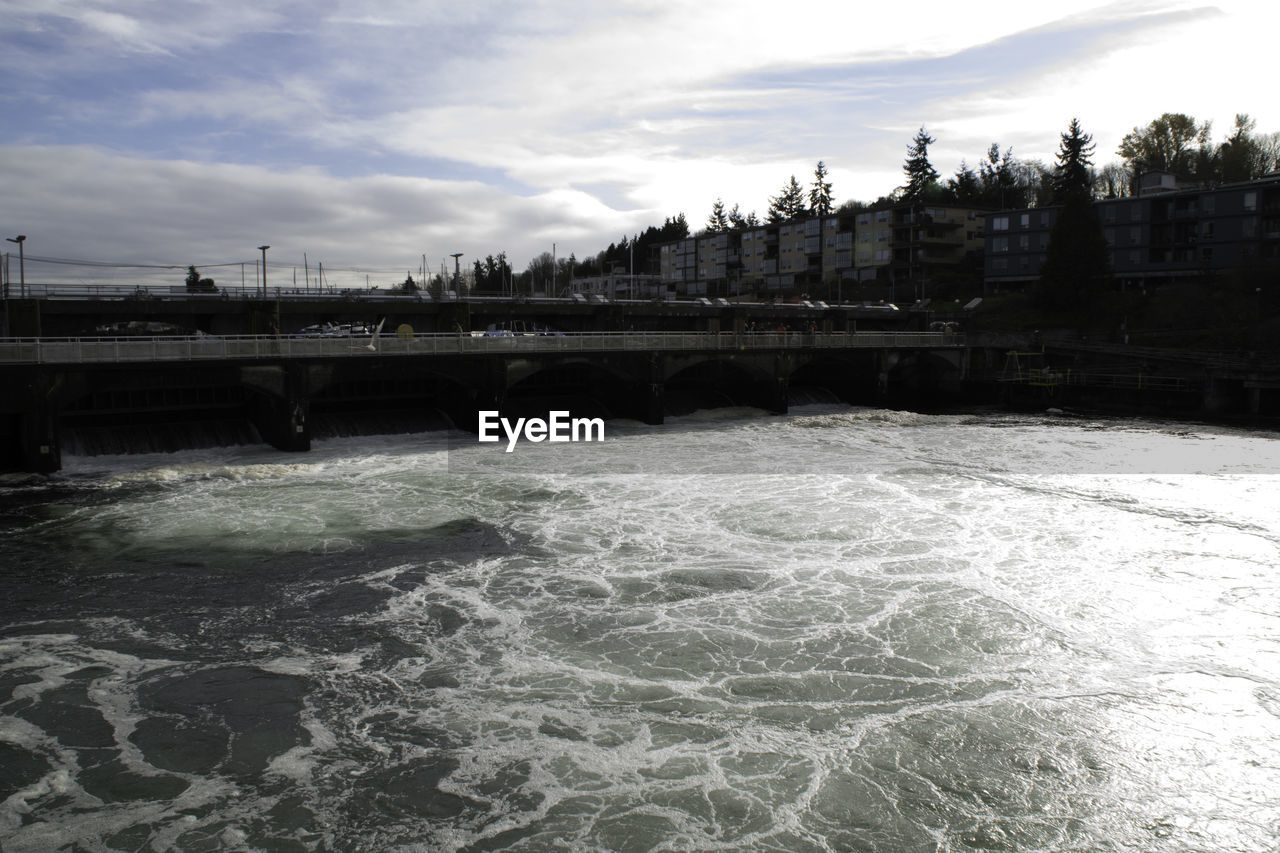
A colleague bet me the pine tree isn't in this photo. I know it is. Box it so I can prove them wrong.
[902,127,940,200]
[768,176,807,222]
[809,161,833,216]
[979,143,1021,208]
[948,161,981,204]
[707,198,730,232]
[1038,118,1111,325]
[1052,118,1096,204]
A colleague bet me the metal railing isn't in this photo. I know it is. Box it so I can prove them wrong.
[0,331,964,365]
[995,366,1198,392]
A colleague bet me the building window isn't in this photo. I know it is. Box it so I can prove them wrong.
[1202,222,1214,239]
[1203,196,1215,214]
[993,258,1008,272]
[993,236,1009,253]
[1201,248,1214,263]
[1245,192,1257,211]
[1019,235,1030,250]
[992,216,1009,231]
[1129,204,1143,222]
[1040,212,1051,227]
[1130,227,1140,244]
[1104,229,1115,245]
[1244,218,1258,238]
[1020,213,1030,228]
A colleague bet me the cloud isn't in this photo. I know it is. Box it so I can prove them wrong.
[2,0,1279,281]
[0,146,642,285]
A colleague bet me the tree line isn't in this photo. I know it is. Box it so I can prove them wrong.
[706,111,1279,230]
[460,110,1277,295]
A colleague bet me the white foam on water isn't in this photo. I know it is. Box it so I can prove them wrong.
[6,406,1280,850]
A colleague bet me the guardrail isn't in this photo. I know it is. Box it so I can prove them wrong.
[994,367,1198,392]
[0,331,964,365]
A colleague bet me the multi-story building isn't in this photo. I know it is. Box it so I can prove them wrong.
[657,202,987,302]
[984,171,1280,292]
[854,204,987,301]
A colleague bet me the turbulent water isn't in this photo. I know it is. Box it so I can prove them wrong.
[2,406,1279,852]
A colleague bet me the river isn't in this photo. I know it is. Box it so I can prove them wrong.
[2,406,1279,851]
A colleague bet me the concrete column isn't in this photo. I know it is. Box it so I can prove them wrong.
[465,358,508,431]
[243,363,311,452]
[1202,376,1235,415]
[639,354,665,424]
[640,382,665,424]
[770,376,790,414]
[18,390,60,473]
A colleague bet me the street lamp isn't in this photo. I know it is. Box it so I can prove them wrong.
[6,235,25,299]
[450,253,463,296]
[258,245,270,296]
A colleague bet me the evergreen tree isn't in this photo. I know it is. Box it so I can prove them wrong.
[809,161,834,216]
[1052,118,1096,204]
[767,175,807,222]
[901,127,940,200]
[1038,118,1111,325]
[978,143,1020,208]
[948,161,981,204]
[726,204,762,228]
[184,264,216,292]
[707,198,730,232]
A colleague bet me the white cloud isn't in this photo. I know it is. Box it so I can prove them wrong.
[0,146,643,286]
[2,0,1279,278]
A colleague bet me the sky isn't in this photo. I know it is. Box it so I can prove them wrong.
[1,0,1277,290]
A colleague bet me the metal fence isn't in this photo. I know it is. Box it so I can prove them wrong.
[995,366,1199,392]
[0,331,964,365]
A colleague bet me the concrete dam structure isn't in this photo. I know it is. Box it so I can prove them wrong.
[0,331,968,473]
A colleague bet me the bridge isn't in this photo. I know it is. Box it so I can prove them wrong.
[1,331,967,473]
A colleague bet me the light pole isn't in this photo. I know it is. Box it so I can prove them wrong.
[258,245,270,296]
[450,253,463,296]
[6,235,25,299]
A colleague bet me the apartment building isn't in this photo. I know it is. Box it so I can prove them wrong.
[854,204,987,301]
[984,172,1280,292]
[657,202,986,302]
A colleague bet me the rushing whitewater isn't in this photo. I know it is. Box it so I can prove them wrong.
[2,406,1279,851]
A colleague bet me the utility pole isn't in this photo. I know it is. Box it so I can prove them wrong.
[5,236,25,299]
[258,245,270,297]
[450,253,463,296]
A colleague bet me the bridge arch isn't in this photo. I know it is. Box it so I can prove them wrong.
[663,355,785,415]
[503,357,655,422]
